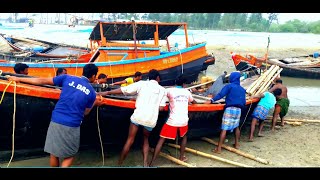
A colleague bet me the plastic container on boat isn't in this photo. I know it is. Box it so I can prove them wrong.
[32,46,45,53]
[313,52,319,58]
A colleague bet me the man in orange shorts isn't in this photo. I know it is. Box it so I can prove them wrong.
[149,74,197,166]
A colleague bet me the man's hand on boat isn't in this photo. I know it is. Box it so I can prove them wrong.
[204,99,221,104]
[7,76,20,83]
[94,95,104,106]
[97,91,108,96]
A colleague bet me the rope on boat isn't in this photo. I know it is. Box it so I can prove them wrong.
[51,62,56,77]
[178,49,184,74]
[0,81,17,167]
[108,57,114,84]
[240,98,253,131]
[75,63,78,76]
[96,105,105,166]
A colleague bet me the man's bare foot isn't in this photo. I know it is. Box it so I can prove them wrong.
[180,156,188,162]
[233,144,240,149]
[280,123,285,126]
[248,138,254,142]
[258,133,265,137]
[213,148,221,154]
[144,162,149,167]
[275,125,281,129]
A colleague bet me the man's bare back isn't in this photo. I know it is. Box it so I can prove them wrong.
[270,83,288,99]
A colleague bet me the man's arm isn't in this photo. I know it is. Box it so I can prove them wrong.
[84,93,102,116]
[111,79,127,86]
[268,84,279,93]
[8,76,54,86]
[251,93,265,99]
[84,108,92,116]
[97,88,123,96]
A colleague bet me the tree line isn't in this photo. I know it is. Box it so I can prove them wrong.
[116,13,320,34]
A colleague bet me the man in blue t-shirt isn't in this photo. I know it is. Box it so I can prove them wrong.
[8,64,98,167]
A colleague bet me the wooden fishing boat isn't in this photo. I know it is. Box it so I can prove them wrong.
[231,52,320,79]
[0,33,90,61]
[0,75,258,161]
[0,21,215,86]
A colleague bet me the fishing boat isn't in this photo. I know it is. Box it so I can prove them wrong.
[0,21,215,86]
[0,74,258,161]
[0,33,90,61]
[231,52,320,79]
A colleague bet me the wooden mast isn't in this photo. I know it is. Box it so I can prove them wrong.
[99,22,107,46]
[184,24,189,47]
[132,20,138,58]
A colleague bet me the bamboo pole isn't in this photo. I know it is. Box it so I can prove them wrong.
[250,65,280,95]
[284,121,302,126]
[167,143,252,167]
[264,120,302,126]
[254,66,281,94]
[186,80,214,90]
[192,94,211,101]
[248,65,275,91]
[266,117,320,123]
[150,149,195,167]
[247,65,276,95]
[246,66,270,93]
[201,137,270,165]
[253,66,280,94]
[254,68,283,95]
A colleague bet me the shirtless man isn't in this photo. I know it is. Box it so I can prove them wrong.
[269,79,290,131]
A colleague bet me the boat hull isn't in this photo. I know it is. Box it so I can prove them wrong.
[231,54,320,79]
[0,43,211,86]
[270,63,320,79]
[0,82,258,157]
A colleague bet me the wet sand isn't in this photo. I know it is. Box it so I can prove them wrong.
[1,46,320,168]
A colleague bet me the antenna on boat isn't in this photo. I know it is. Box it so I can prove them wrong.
[264,36,270,70]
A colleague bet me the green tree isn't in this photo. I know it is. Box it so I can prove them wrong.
[266,13,279,31]
[207,13,222,29]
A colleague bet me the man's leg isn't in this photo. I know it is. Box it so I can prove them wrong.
[214,130,226,153]
[280,115,285,126]
[61,156,75,167]
[272,105,281,131]
[249,118,257,141]
[180,135,187,161]
[118,122,139,166]
[49,154,59,167]
[234,127,240,149]
[149,137,166,167]
[142,128,151,167]
[258,120,265,137]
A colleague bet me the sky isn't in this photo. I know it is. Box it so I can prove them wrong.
[1,13,320,24]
